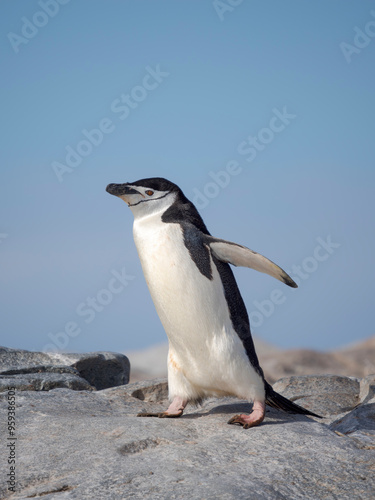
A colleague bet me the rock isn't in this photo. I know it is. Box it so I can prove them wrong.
[329,404,375,449]
[0,375,374,499]
[0,347,52,370]
[272,375,360,417]
[359,374,375,405]
[0,347,130,391]
[0,365,94,392]
[68,352,130,390]
[123,378,169,402]
[0,372,93,392]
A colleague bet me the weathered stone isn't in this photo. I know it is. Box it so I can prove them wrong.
[0,371,93,392]
[0,364,80,376]
[329,403,375,449]
[68,352,130,390]
[1,376,374,499]
[272,375,360,416]
[123,378,168,402]
[0,347,52,371]
[0,347,130,391]
[359,374,375,405]
[0,364,94,392]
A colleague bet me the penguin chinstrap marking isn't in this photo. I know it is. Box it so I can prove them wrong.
[106,178,322,428]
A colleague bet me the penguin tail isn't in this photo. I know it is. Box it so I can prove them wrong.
[265,382,322,419]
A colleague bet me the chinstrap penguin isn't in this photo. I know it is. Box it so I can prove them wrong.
[106,177,321,428]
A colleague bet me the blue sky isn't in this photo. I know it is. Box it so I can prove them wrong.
[1,0,374,355]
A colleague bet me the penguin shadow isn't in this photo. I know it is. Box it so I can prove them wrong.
[182,400,316,426]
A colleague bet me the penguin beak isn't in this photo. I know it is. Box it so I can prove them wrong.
[106,183,139,197]
[106,183,144,207]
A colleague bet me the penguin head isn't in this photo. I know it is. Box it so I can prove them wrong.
[106,177,180,218]
[107,177,210,233]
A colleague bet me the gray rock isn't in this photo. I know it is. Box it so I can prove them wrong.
[0,371,94,392]
[0,347,130,391]
[359,374,375,405]
[123,377,168,402]
[329,403,375,449]
[69,352,130,390]
[0,375,374,499]
[0,365,94,391]
[0,347,52,371]
[0,364,80,376]
[272,374,360,416]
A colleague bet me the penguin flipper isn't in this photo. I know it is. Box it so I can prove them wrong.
[207,237,297,288]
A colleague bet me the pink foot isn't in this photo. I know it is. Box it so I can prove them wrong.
[228,401,265,429]
[137,396,187,419]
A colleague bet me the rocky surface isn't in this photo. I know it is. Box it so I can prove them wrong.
[0,347,130,391]
[1,368,374,499]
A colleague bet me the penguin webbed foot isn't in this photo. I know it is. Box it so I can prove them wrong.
[137,410,183,418]
[137,396,187,419]
[227,401,265,429]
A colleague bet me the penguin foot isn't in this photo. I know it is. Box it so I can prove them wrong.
[137,396,187,419]
[137,410,183,418]
[227,401,265,429]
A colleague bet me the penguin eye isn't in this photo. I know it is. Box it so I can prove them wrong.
[145,190,154,196]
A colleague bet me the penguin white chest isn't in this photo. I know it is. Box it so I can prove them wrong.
[133,216,229,344]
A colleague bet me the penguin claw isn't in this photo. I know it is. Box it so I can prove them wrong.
[227,414,246,427]
[137,412,164,418]
[158,410,183,418]
[227,412,264,429]
[137,410,183,418]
